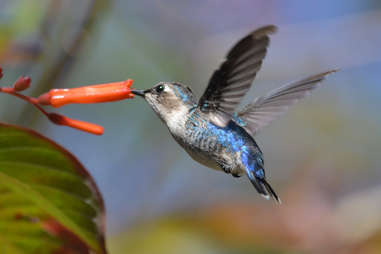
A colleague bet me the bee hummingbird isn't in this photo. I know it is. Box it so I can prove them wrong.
[132,25,336,203]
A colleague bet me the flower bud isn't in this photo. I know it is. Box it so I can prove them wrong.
[13,76,31,91]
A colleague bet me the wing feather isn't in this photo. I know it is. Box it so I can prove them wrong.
[198,25,277,127]
[237,70,338,135]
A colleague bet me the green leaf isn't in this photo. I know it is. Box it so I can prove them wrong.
[0,123,106,253]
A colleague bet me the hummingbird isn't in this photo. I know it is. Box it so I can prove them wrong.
[132,25,336,203]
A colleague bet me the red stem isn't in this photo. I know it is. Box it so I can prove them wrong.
[0,87,50,118]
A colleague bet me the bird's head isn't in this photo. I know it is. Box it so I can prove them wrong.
[132,82,196,122]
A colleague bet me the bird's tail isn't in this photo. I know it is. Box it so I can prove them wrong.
[246,154,281,203]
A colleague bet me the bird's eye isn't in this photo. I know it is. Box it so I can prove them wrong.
[155,85,165,93]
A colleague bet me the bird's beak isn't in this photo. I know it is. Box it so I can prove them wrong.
[132,89,147,97]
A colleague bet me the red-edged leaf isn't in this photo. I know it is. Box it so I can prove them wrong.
[0,123,106,253]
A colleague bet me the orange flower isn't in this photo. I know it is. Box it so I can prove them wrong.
[0,69,136,135]
[48,113,104,135]
[38,79,134,107]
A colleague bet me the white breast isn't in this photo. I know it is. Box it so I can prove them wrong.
[165,105,189,138]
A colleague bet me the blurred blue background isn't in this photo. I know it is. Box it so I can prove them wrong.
[1,0,381,253]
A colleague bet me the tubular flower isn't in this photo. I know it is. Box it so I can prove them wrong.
[38,79,134,107]
[48,113,104,135]
[1,68,134,135]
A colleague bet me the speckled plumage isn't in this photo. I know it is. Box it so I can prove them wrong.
[183,107,260,174]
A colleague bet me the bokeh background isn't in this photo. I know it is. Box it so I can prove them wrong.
[1,0,381,253]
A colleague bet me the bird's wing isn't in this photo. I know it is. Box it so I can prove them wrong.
[198,25,277,127]
[236,70,337,135]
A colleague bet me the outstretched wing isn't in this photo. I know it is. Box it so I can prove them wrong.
[198,25,277,127]
[236,70,337,135]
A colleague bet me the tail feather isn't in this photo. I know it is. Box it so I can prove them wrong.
[247,169,281,203]
[248,175,268,198]
[243,151,281,203]
[261,179,281,203]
